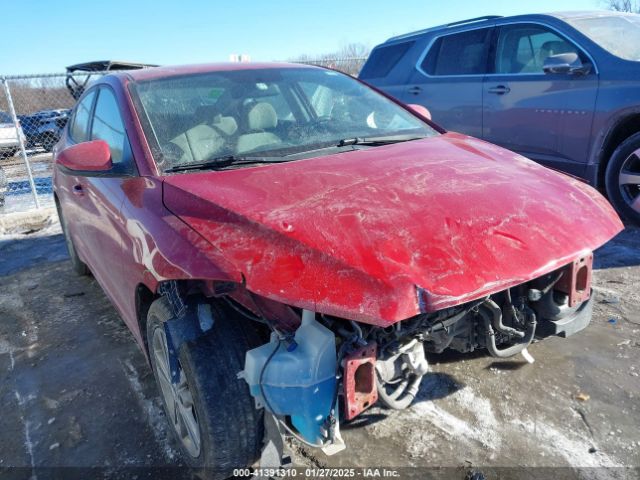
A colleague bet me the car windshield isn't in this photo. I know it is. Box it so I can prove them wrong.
[566,13,640,61]
[131,67,437,170]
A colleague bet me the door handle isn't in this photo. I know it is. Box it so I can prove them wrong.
[72,184,84,196]
[408,86,422,95]
[488,85,511,95]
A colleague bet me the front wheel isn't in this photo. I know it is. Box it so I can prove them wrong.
[147,297,263,479]
[605,132,640,224]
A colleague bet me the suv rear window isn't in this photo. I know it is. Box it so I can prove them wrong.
[360,41,414,78]
[421,28,492,76]
[0,111,12,124]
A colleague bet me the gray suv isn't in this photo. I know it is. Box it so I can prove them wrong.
[360,11,640,223]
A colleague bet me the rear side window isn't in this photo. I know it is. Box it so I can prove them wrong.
[421,28,492,76]
[70,90,96,142]
[91,88,127,164]
[360,41,414,78]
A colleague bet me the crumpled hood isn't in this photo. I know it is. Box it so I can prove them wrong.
[162,133,623,325]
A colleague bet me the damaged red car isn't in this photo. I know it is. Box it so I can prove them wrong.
[52,63,623,477]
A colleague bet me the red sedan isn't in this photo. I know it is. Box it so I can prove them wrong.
[53,63,622,477]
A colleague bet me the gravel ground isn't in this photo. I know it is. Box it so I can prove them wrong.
[0,215,638,480]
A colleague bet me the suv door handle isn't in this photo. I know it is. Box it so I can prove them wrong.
[488,85,511,95]
[408,86,422,95]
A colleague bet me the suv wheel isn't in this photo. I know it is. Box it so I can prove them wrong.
[147,297,263,479]
[606,132,640,224]
[42,134,58,153]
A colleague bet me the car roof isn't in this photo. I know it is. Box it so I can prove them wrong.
[384,10,631,43]
[122,62,319,82]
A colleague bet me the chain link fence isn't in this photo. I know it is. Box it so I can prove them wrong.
[0,58,367,216]
[0,73,98,214]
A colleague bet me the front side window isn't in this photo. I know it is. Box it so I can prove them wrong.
[132,68,438,170]
[495,24,581,74]
[70,90,96,142]
[421,28,492,76]
[91,88,128,164]
[566,14,640,61]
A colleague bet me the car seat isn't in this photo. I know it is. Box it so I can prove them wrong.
[236,102,281,154]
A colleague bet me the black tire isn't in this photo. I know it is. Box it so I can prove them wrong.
[42,134,58,153]
[55,201,89,275]
[147,297,264,479]
[0,166,5,208]
[605,132,640,224]
[0,148,16,159]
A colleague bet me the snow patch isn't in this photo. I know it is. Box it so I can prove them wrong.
[514,419,623,471]
[120,359,177,461]
[368,383,502,455]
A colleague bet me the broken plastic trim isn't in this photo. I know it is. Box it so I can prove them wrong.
[161,295,215,383]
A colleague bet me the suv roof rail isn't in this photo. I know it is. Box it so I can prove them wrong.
[446,15,503,27]
[387,15,503,42]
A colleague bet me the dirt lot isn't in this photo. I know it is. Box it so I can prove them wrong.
[0,215,638,480]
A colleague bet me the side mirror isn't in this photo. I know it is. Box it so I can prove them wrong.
[57,140,112,172]
[407,103,432,121]
[543,53,591,76]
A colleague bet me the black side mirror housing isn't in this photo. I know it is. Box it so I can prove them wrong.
[543,53,591,76]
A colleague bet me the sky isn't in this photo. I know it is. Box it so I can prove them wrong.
[1,0,606,74]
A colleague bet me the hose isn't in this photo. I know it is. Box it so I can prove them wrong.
[427,297,488,334]
[376,372,422,410]
[491,296,525,339]
[481,300,537,358]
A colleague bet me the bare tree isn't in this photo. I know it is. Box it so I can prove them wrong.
[289,43,371,76]
[605,0,640,13]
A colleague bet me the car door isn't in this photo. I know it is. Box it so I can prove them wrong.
[83,85,139,323]
[56,89,98,267]
[483,23,599,177]
[403,27,493,138]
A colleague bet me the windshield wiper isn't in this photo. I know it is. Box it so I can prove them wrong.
[337,135,427,147]
[280,134,429,159]
[165,155,285,173]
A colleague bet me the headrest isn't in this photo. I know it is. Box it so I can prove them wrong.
[212,114,238,136]
[247,102,277,130]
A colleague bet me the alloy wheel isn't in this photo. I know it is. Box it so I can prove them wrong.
[619,148,640,214]
[152,327,201,458]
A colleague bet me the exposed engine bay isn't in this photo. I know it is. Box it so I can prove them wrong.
[238,254,594,453]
